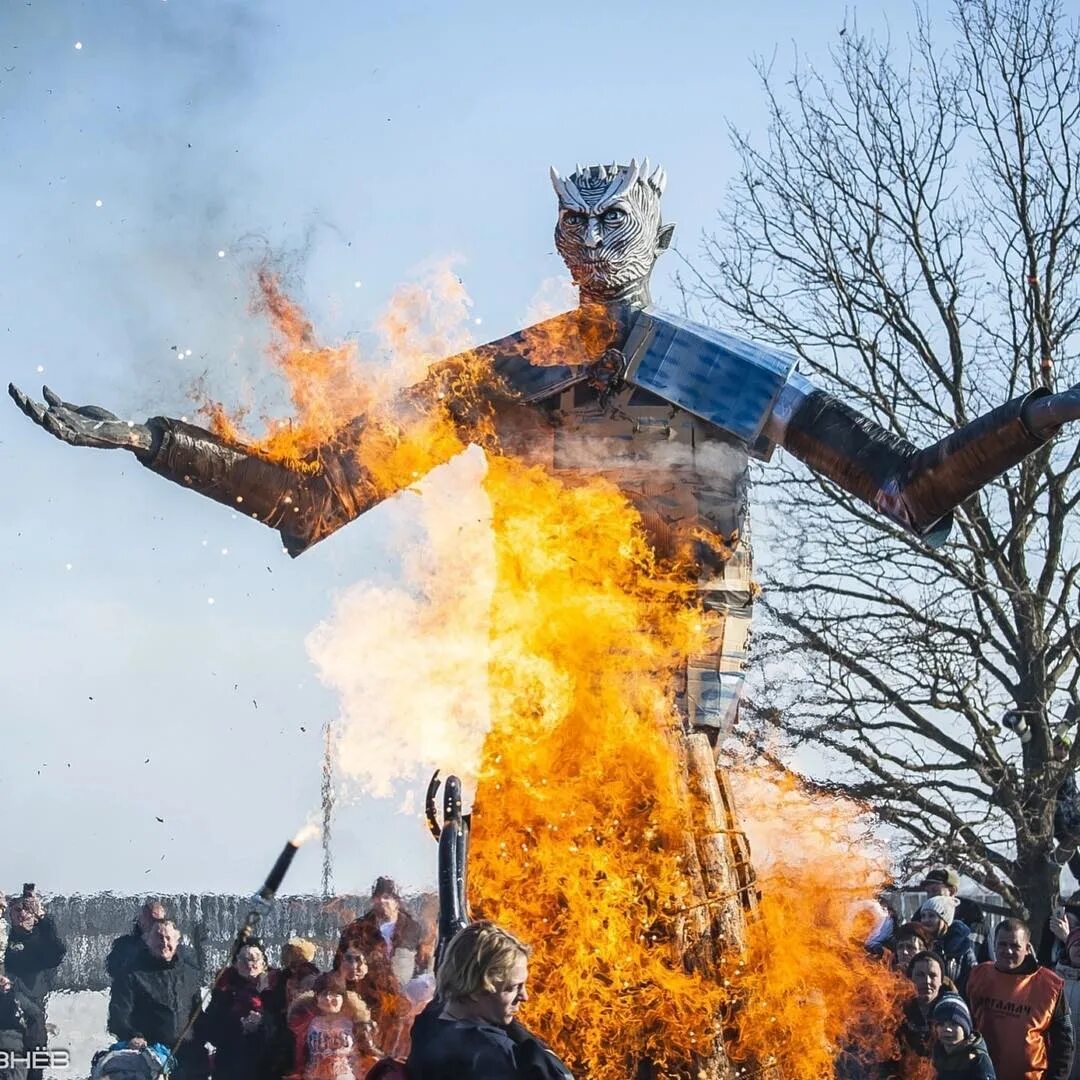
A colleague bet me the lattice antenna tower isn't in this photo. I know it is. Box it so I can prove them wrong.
[320,719,335,898]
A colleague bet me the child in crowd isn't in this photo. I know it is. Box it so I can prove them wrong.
[930,994,996,1080]
[287,972,380,1080]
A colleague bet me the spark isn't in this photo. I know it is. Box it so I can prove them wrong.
[35,365,44,373]
[217,250,226,258]
[220,547,229,555]
[353,281,362,288]
[184,348,192,357]
[74,41,83,50]
[207,597,215,605]
[65,563,72,571]
[95,199,103,207]
[474,317,483,325]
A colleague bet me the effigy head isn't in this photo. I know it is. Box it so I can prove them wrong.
[551,158,675,303]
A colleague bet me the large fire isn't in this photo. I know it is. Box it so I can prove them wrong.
[203,271,912,1077]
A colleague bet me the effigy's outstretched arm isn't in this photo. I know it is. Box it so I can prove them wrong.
[8,307,606,556]
[774,384,1052,545]
[141,415,373,556]
[8,383,379,556]
[619,309,1064,546]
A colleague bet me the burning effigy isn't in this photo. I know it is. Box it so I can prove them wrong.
[10,158,1075,1078]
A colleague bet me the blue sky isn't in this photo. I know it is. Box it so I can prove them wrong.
[0,0,925,898]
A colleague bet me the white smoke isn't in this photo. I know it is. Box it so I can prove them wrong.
[306,448,495,799]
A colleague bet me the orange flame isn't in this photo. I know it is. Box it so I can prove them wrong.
[201,273,912,1077]
[724,768,912,1078]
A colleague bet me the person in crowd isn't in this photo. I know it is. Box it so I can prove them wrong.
[893,922,935,973]
[915,895,977,996]
[286,971,379,1080]
[106,900,167,981]
[930,992,996,1079]
[338,879,434,1059]
[1051,733,1080,880]
[196,941,288,1080]
[865,893,904,960]
[919,867,990,964]
[1041,891,1080,968]
[339,879,433,988]
[0,975,42,1080]
[280,939,320,1009]
[4,890,66,1080]
[895,951,956,1070]
[968,918,1074,1080]
[406,921,572,1080]
[108,919,208,1080]
[1056,927,1080,1080]
[332,941,377,1017]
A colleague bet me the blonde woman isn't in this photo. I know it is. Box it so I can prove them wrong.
[405,922,571,1079]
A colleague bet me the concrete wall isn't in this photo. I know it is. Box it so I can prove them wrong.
[42,893,436,992]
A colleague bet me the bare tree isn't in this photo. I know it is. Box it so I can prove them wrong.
[683,0,1080,927]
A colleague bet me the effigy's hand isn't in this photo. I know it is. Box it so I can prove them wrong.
[1024,383,1080,438]
[8,384,154,454]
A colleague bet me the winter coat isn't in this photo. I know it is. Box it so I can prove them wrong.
[338,911,432,988]
[405,999,573,1080]
[108,944,208,1080]
[106,927,149,981]
[282,963,320,1008]
[0,981,41,1080]
[968,956,1075,1080]
[935,920,977,997]
[196,967,289,1080]
[286,989,379,1080]
[931,1034,996,1080]
[1057,961,1080,1080]
[3,917,66,1007]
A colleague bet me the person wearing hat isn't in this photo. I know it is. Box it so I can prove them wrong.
[921,868,989,963]
[916,895,978,997]
[280,939,320,1008]
[1056,927,1080,1079]
[968,918,1074,1080]
[931,992,996,1079]
[338,878,434,1058]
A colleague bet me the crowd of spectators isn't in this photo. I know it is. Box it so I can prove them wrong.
[0,874,574,1080]
[12,862,1080,1080]
[860,865,1080,1080]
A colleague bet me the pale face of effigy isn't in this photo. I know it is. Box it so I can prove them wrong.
[551,159,674,303]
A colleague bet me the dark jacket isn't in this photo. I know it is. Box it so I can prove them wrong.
[108,943,207,1078]
[195,967,288,1080]
[932,1034,996,1079]
[936,920,977,996]
[106,927,149,981]
[3,917,66,1005]
[0,985,44,1080]
[406,999,572,1080]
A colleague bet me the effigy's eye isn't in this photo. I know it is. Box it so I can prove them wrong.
[602,209,625,224]
[563,212,585,227]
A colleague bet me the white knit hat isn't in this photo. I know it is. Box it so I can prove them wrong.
[918,894,960,928]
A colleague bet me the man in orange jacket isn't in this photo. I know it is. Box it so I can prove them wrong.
[967,918,1074,1080]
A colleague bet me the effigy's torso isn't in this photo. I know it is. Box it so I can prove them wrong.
[488,326,754,735]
